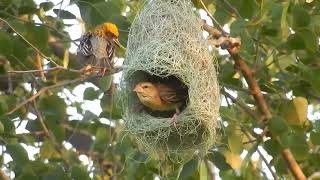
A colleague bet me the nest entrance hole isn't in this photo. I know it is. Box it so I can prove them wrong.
[130,71,189,118]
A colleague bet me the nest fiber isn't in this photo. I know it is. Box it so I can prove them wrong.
[122,0,220,161]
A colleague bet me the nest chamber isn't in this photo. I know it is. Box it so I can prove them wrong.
[121,0,220,161]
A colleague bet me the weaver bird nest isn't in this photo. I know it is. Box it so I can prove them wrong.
[121,0,220,162]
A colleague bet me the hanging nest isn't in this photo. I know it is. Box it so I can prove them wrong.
[121,0,220,162]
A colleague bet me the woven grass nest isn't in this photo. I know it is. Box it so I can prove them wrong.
[121,0,220,162]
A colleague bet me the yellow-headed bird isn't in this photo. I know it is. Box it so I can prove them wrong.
[77,22,120,75]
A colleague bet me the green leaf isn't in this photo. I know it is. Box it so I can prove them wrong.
[268,116,288,135]
[199,160,208,180]
[263,139,281,157]
[98,76,113,91]
[42,164,69,180]
[280,2,289,41]
[38,95,67,122]
[310,131,320,145]
[11,38,28,63]
[276,54,295,70]
[0,31,13,57]
[179,159,198,180]
[6,143,29,166]
[0,115,15,134]
[82,110,98,122]
[46,122,65,143]
[227,126,243,154]
[303,68,320,94]
[83,87,101,100]
[287,33,305,50]
[24,23,49,53]
[219,169,239,179]
[93,127,108,152]
[238,0,258,19]
[76,1,121,27]
[213,2,232,25]
[207,151,232,170]
[288,133,309,161]
[0,121,4,134]
[71,165,90,180]
[40,140,60,159]
[100,91,123,120]
[272,156,288,175]
[298,29,318,52]
[40,2,54,11]
[53,9,77,19]
[18,0,37,14]
[292,6,311,29]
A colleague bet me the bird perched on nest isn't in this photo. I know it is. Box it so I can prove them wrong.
[77,22,120,76]
[133,81,188,125]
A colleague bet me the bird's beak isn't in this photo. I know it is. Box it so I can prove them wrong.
[133,85,142,93]
[114,38,120,47]
[114,38,126,50]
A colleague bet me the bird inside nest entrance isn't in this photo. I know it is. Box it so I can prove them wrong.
[132,71,189,126]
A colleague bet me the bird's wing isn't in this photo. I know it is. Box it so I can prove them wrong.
[157,84,183,104]
[77,32,93,56]
[106,40,115,60]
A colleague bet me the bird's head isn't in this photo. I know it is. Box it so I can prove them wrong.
[95,22,120,46]
[102,22,119,38]
[133,82,158,102]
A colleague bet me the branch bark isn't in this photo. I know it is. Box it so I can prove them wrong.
[5,66,122,115]
[202,22,306,180]
[0,170,9,180]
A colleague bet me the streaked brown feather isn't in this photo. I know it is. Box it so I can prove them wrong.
[155,83,187,104]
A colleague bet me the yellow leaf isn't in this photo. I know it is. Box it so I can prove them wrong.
[279,97,308,126]
[63,49,69,68]
[241,132,256,150]
[228,128,243,154]
[199,160,208,180]
[223,150,242,169]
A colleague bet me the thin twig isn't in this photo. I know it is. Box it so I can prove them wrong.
[221,0,242,18]
[0,18,59,67]
[1,11,78,46]
[242,130,278,180]
[32,101,50,137]
[199,0,225,34]
[0,18,80,72]
[5,67,122,115]
[221,89,260,120]
[256,148,277,179]
[7,66,79,74]
[202,18,306,179]
[7,72,12,93]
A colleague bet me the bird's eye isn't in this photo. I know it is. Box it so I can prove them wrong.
[142,85,148,89]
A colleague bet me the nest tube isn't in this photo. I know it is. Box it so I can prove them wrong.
[121,0,220,162]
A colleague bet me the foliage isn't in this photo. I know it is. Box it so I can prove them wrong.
[0,0,319,179]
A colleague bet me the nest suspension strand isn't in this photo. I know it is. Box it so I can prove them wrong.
[121,0,220,162]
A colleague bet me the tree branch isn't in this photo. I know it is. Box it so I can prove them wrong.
[199,0,225,34]
[32,101,50,137]
[0,11,79,46]
[0,169,9,180]
[221,89,261,121]
[202,21,306,180]
[0,18,80,72]
[5,66,123,115]
[242,130,278,180]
